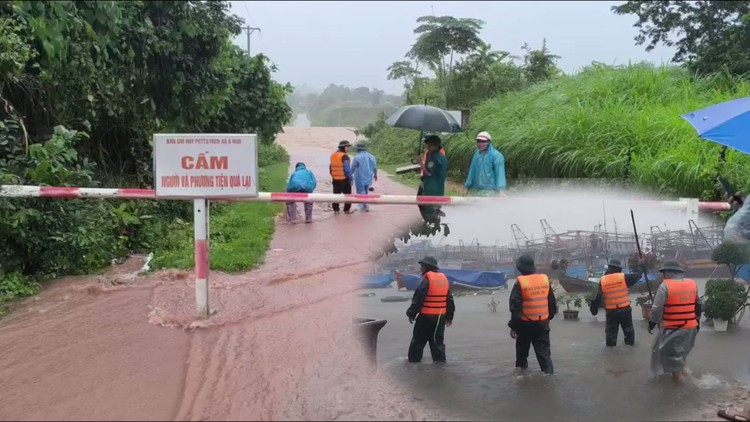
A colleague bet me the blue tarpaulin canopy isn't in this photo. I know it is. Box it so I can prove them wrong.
[361,274,394,288]
[398,269,508,290]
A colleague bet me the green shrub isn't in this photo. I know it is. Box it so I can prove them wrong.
[703,278,747,321]
[0,122,186,288]
[258,142,290,167]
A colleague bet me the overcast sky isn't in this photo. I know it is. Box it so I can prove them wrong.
[229,1,677,95]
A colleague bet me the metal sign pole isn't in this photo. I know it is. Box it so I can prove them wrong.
[193,198,210,317]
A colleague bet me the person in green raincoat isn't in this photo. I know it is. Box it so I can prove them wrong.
[418,135,448,221]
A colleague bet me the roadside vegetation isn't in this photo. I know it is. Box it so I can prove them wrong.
[360,4,750,203]
[153,158,289,272]
[0,1,292,314]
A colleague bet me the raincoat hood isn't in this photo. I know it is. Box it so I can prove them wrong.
[464,142,506,191]
[287,163,317,193]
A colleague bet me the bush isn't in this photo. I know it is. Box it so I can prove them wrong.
[703,278,747,321]
[0,122,188,298]
[359,118,423,165]
[711,240,750,280]
[258,142,289,167]
[556,293,583,311]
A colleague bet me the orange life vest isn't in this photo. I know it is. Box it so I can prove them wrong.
[420,148,446,176]
[600,273,631,310]
[663,279,699,329]
[420,271,450,315]
[518,274,550,321]
[330,151,347,180]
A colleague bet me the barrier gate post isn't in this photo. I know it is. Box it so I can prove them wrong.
[194,199,210,317]
[154,133,259,319]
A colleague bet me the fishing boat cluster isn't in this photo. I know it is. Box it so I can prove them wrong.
[365,218,743,292]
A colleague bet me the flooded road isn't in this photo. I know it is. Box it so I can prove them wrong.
[0,127,459,421]
[359,280,750,421]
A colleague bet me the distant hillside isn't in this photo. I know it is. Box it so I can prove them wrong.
[286,83,403,128]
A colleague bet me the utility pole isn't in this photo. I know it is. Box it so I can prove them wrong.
[241,25,261,55]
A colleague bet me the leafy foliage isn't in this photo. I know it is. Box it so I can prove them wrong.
[556,293,583,311]
[367,16,562,168]
[0,1,293,304]
[407,15,486,79]
[703,278,747,322]
[521,39,562,84]
[612,1,750,75]
[711,240,750,280]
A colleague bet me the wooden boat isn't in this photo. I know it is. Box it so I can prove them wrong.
[550,270,598,293]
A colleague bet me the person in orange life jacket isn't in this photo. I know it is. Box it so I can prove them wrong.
[329,140,353,214]
[508,254,557,374]
[647,261,702,383]
[589,258,644,347]
[405,256,455,363]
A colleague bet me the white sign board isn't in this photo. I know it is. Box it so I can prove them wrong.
[447,110,462,128]
[153,133,258,198]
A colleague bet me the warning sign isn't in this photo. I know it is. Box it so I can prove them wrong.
[153,134,258,198]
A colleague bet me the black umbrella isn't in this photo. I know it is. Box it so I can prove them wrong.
[385,105,463,133]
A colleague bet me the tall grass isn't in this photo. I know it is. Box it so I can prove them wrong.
[447,62,750,199]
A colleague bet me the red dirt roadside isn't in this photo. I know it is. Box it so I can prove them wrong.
[0,127,465,421]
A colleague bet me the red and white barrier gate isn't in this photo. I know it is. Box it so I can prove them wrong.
[0,133,734,318]
[0,185,732,211]
[0,183,733,317]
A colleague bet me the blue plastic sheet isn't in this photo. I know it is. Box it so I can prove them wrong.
[362,273,393,288]
[398,269,508,290]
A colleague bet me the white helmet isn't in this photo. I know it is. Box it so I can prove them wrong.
[476,131,492,142]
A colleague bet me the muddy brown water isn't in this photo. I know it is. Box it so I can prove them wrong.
[0,127,463,421]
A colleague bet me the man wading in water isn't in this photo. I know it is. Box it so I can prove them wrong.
[406,256,455,363]
[648,261,701,383]
[589,258,644,347]
[508,254,557,374]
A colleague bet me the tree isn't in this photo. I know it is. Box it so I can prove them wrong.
[612,1,750,75]
[445,42,522,109]
[387,60,421,102]
[521,39,561,84]
[406,15,485,80]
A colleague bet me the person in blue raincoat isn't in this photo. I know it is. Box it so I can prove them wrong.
[351,143,378,212]
[285,162,317,223]
[464,131,507,197]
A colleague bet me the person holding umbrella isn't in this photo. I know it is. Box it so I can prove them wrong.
[418,135,448,221]
[329,140,353,214]
[464,131,507,196]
